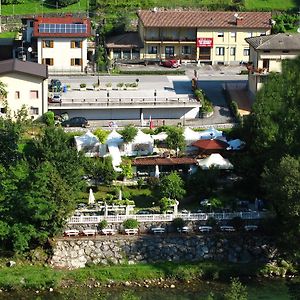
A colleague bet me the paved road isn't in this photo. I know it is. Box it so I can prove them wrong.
[50,64,247,126]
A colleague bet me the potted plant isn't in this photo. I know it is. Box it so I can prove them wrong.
[105,82,112,90]
[66,84,71,91]
[98,220,108,231]
[122,218,139,229]
[116,82,124,90]
[80,83,87,91]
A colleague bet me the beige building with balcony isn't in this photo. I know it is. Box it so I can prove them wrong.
[106,10,272,64]
[0,59,48,119]
[245,33,300,96]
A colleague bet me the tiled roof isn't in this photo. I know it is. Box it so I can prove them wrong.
[32,15,91,38]
[138,10,272,29]
[106,32,144,49]
[192,139,228,150]
[0,59,48,79]
[245,33,300,50]
[132,157,197,166]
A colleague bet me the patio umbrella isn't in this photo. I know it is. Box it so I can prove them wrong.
[154,164,160,178]
[140,112,144,126]
[88,188,95,205]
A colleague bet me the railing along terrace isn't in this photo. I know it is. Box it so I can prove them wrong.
[67,211,267,225]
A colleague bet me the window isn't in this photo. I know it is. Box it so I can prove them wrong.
[216,47,225,56]
[29,107,39,115]
[42,58,54,65]
[30,90,38,99]
[165,46,174,57]
[230,47,236,56]
[243,48,250,56]
[43,40,54,48]
[15,91,20,99]
[71,40,82,48]
[148,45,157,54]
[29,21,34,27]
[263,50,270,53]
[217,32,224,37]
[247,32,252,38]
[230,32,236,39]
[182,45,191,55]
[282,50,289,53]
[71,58,82,66]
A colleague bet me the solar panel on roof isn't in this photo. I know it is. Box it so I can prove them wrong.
[38,23,87,34]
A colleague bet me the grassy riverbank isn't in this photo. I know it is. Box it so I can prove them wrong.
[0,261,268,290]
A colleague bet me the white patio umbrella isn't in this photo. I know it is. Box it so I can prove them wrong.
[118,189,122,200]
[88,188,95,205]
[140,112,144,126]
[154,165,160,178]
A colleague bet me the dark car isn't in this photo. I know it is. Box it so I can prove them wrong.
[161,59,180,68]
[61,117,89,128]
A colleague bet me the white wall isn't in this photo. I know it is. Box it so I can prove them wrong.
[0,72,48,119]
[38,38,88,73]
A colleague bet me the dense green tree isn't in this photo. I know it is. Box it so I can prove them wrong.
[158,172,185,200]
[120,125,138,143]
[93,128,109,143]
[224,278,248,300]
[165,126,185,151]
[0,118,21,167]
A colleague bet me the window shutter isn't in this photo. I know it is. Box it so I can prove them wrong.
[80,41,82,48]
[71,41,75,48]
[42,58,45,64]
[42,41,45,48]
[50,41,54,48]
[71,58,75,66]
[80,59,82,66]
[50,58,54,66]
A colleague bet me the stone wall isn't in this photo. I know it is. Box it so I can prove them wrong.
[51,234,275,269]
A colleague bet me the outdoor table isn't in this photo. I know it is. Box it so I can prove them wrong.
[220,226,235,232]
[64,229,79,237]
[151,227,165,234]
[244,225,258,231]
[198,226,212,232]
[81,229,97,236]
[177,226,189,233]
[124,228,139,235]
[101,229,116,235]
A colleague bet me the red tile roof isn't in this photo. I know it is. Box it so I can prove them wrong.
[132,157,197,166]
[192,139,228,150]
[32,15,91,38]
[138,10,272,29]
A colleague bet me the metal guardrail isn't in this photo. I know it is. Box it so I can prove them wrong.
[67,211,267,225]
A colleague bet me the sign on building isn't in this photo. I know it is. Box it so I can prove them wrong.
[197,38,214,47]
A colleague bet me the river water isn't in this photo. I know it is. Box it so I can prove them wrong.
[0,278,298,299]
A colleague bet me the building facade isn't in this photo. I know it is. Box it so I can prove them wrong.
[0,59,48,119]
[22,15,91,74]
[126,10,271,65]
[245,33,300,96]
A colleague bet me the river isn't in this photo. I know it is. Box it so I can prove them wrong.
[0,278,299,300]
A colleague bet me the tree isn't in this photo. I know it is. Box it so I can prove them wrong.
[47,0,79,7]
[224,278,248,300]
[158,172,186,200]
[120,159,133,180]
[165,126,185,151]
[120,125,138,143]
[0,80,7,99]
[42,111,55,126]
[158,197,176,213]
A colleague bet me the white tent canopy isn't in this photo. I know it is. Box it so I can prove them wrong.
[151,131,168,141]
[106,129,123,144]
[133,129,153,144]
[74,131,100,157]
[184,127,201,142]
[199,127,224,140]
[227,139,246,150]
[197,153,233,170]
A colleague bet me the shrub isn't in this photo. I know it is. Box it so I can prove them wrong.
[224,277,248,300]
[123,218,139,229]
[146,176,160,189]
[93,128,109,143]
[42,111,55,126]
[105,82,112,87]
[80,83,86,88]
[48,0,79,7]
[98,220,108,230]
[117,83,124,88]
[172,217,185,229]
[120,125,138,143]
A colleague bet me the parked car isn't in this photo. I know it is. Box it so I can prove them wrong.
[49,94,62,103]
[161,59,180,68]
[61,117,89,128]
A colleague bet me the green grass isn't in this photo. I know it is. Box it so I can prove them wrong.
[1,0,88,16]
[0,31,18,38]
[244,0,297,10]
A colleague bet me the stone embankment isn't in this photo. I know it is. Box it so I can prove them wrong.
[51,234,276,269]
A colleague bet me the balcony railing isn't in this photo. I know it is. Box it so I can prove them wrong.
[67,211,268,225]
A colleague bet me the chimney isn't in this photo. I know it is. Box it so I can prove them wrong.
[236,16,243,25]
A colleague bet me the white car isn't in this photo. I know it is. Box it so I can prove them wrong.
[49,94,62,103]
